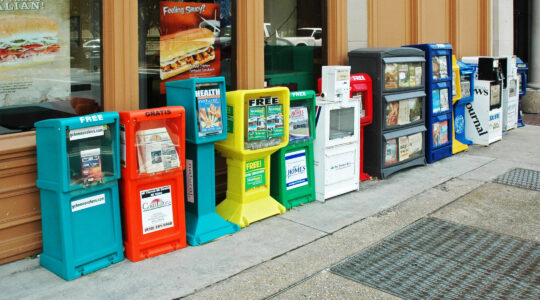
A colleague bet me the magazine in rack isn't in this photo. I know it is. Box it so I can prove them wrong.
[136,127,180,174]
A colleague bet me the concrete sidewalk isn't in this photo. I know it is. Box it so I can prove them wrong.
[1,125,539,300]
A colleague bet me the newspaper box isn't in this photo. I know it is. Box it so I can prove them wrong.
[166,77,240,246]
[461,56,504,145]
[35,112,124,280]
[349,73,373,181]
[452,55,468,154]
[516,57,528,127]
[119,107,186,261]
[215,87,290,227]
[270,90,316,209]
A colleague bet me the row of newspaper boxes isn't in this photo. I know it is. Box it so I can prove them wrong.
[34,72,374,280]
[34,46,528,280]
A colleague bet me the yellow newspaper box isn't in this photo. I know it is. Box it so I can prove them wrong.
[215,87,290,227]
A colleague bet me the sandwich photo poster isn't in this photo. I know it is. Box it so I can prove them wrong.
[159,1,222,93]
[0,1,70,108]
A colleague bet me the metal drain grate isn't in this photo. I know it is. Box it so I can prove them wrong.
[494,168,540,191]
[331,217,540,300]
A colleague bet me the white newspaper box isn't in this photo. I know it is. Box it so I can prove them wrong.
[313,97,361,201]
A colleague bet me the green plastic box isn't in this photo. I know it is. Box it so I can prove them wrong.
[270,90,316,209]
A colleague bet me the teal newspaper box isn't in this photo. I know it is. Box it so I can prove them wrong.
[166,77,240,246]
[35,112,124,280]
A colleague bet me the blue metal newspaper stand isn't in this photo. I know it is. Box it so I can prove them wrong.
[166,77,240,246]
[516,57,528,127]
[405,43,453,163]
[35,112,124,280]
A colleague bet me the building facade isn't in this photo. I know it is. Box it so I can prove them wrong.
[0,0,518,264]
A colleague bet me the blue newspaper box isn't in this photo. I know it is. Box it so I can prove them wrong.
[35,112,124,280]
[405,43,453,163]
[166,77,240,246]
[516,57,528,127]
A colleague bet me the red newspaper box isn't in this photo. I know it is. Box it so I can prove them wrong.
[119,107,186,262]
[350,73,373,181]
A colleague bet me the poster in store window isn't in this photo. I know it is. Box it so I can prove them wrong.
[0,1,70,107]
[159,1,222,93]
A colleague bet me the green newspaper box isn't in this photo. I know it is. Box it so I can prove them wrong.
[270,90,316,209]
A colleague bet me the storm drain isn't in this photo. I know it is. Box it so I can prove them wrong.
[331,217,540,299]
[494,168,540,191]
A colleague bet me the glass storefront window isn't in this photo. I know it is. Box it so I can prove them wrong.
[0,0,103,135]
[264,0,323,91]
[138,0,234,109]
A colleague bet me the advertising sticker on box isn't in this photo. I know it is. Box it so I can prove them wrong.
[285,150,308,190]
[140,186,174,234]
[245,158,265,189]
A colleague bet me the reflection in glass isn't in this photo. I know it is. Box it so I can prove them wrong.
[329,107,354,140]
[264,0,322,91]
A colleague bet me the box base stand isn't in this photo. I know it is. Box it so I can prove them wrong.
[186,211,240,245]
[216,194,286,228]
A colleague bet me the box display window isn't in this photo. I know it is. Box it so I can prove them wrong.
[432,56,449,80]
[385,97,422,128]
[490,83,501,109]
[66,122,114,186]
[289,106,310,142]
[509,78,518,98]
[461,74,471,98]
[0,0,103,135]
[138,0,235,109]
[432,88,450,114]
[351,91,366,118]
[264,0,323,91]
[384,132,423,166]
[133,118,182,175]
[384,62,422,90]
[432,120,449,147]
[329,107,354,140]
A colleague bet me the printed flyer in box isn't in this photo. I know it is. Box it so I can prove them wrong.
[80,148,102,185]
[384,63,398,89]
[409,98,422,122]
[397,99,410,125]
[196,82,223,136]
[385,139,397,165]
[386,102,399,126]
[414,64,423,86]
[439,120,449,144]
[433,122,441,146]
[408,132,423,155]
[159,1,222,93]
[0,1,70,108]
[409,64,416,87]
[439,88,450,112]
[266,104,284,138]
[247,106,267,141]
[136,127,180,174]
[289,106,310,142]
[398,64,410,88]
[432,89,441,113]
[140,186,174,234]
[398,136,409,161]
